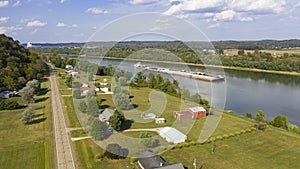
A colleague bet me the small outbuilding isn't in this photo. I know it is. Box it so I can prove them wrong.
[155,118,166,124]
[188,106,207,118]
[80,87,91,95]
[65,65,73,69]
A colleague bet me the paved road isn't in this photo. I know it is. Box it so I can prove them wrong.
[50,69,76,169]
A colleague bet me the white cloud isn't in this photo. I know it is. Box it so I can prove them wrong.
[208,10,253,22]
[70,24,78,28]
[0,1,8,7]
[0,16,9,23]
[295,1,300,8]
[13,0,21,7]
[164,0,226,15]
[57,22,67,27]
[85,8,108,14]
[208,22,220,28]
[0,26,22,34]
[60,0,68,3]
[231,0,286,13]
[129,0,159,5]
[27,20,47,27]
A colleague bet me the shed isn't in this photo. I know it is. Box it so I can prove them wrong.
[158,127,186,144]
[80,87,90,95]
[99,109,114,123]
[155,118,166,124]
[188,106,206,118]
[65,65,73,69]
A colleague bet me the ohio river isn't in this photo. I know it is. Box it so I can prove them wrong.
[88,58,300,127]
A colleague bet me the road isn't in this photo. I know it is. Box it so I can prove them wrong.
[50,68,76,169]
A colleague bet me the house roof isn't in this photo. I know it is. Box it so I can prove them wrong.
[189,106,206,112]
[158,127,187,144]
[138,151,168,169]
[138,151,184,169]
[154,163,184,169]
[80,87,90,91]
[99,109,114,121]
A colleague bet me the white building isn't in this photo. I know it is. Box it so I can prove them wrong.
[158,127,187,144]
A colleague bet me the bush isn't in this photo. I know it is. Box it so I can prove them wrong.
[246,112,252,119]
[95,153,104,160]
[246,129,252,133]
[235,131,241,136]
[182,143,190,147]
[209,137,216,142]
[229,133,235,137]
[130,157,137,164]
[216,136,223,141]
[223,134,229,139]
[241,130,246,134]
[255,122,267,131]
[287,123,299,134]
[0,100,20,110]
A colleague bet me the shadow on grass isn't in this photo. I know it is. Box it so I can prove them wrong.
[37,88,49,96]
[99,105,110,109]
[34,113,44,118]
[121,119,134,130]
[30,117,47,124]
[35,97,49,103]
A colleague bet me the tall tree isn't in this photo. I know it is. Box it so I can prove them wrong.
[90,120,108,140]
[255,110,265,122]
[20,108,35,124]
[109,110,125,131]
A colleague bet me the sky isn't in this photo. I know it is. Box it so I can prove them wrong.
[0,0,300,43]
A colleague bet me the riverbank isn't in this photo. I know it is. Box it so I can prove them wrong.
[88,56,300,76]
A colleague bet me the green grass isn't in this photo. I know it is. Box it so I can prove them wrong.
[73,139,135,169]
[60,89,72,95]
[162,128,300,169]
[0,80,54,169]
[70,130,87,138]
[61,96,81,127]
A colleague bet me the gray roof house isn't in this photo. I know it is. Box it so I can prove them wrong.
[0,91,15,99]
[137,151,184,169]
[99,109,114,122]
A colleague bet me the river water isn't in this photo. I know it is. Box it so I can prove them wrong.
[87,58,300,126]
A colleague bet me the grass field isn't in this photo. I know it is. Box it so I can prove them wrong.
[61,74,300,169]
[162,128,300,169]
[61,96,81,128]
[0,80,54,169]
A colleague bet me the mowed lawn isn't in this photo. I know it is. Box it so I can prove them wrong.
[162,128,300,169]
[0,80,54,169]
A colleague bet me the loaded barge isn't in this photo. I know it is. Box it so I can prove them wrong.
[134,62,224,82]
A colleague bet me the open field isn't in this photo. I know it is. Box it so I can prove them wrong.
[0,80,54,169]
[61,96,81,127]
[224,49,300,56]
[162,128,300,169]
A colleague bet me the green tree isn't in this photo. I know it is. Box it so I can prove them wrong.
[109,110,125,131]
[113,90,131,110]
[65,75,73,88]
[26,79,40,94]
[73,88,81,99]
[154,74,163,89]
[86,98,99,116]
[245,112,252,119]
[20,86,35,104]
[272,115,288,129]
[134,71,146,86]
[255,110,265,122]
[78,100,87,113]
[90,120,108,140]
[104,144,123,159]
[21,108,35,124]
[181,88,190,100]
[147,73,155,88]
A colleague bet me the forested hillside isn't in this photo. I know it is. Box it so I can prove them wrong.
[0,34,48,91]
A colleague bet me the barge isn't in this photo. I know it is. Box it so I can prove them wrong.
[134,62,224,82]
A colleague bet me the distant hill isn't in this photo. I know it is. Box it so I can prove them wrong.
[23,39,300,50]
[0,34,48,91]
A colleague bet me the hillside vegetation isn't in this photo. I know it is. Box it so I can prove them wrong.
[0,34,48,91]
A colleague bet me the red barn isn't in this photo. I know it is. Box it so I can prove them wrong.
[174,107,206,120]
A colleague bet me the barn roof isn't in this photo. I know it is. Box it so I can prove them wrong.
[188,106,206,112]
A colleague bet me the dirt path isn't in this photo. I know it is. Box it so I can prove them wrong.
[50,68,76,169]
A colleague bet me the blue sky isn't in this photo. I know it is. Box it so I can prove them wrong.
[0,0,300,43]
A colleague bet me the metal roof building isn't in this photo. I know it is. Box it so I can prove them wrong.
[157,127,187,144]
